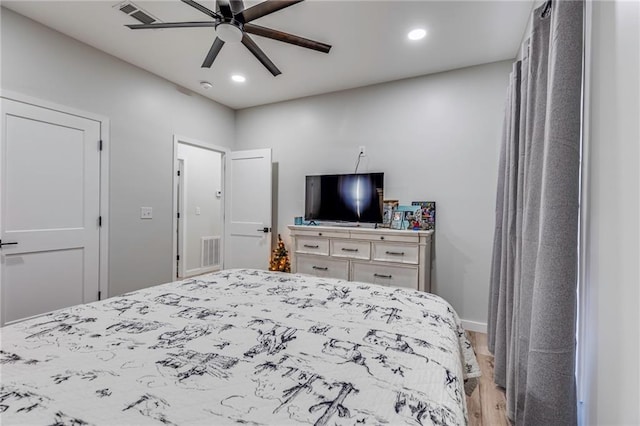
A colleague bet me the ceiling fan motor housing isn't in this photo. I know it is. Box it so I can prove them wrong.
[215,20,243,43]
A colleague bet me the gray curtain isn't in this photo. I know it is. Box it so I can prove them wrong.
[487,1,583,424]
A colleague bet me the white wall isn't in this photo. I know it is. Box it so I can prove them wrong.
[177,143,222,273]
[235,61,512,325]
[0,8,236,296]
[583,1,640,424]
[515,1,545,61]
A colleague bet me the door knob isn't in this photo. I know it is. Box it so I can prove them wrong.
[256,227,271,233]
[0,240,18,246]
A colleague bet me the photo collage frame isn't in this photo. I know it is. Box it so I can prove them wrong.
[382,200,436,230]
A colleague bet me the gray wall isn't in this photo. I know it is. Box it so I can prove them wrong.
[235,61,512,326]
[1,8,236,296]
[583,1,639,424]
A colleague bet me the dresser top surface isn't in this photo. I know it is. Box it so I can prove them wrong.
[287,225,434,237]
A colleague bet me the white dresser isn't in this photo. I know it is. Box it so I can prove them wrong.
[288,225,434,292]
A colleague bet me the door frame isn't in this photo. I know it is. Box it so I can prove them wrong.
[172,135,229,280]
[0,90,110,301]
[176,158,185,278]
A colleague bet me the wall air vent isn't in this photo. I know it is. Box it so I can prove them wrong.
[201,236,221,269]
[116,2,159,25]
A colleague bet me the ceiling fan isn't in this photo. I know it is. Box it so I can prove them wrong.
[125,0,332,76]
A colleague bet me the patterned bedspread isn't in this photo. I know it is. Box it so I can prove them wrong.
[0,269,480,425]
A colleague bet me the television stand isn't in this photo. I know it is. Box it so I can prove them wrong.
[288,225,434,293]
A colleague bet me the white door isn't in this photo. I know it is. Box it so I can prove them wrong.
[0,98,101,325]
[225,149,272,269]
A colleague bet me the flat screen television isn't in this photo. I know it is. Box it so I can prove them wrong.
[305,173,384,223]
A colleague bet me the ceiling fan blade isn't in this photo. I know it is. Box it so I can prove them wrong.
[181,0,222,20]
[127,21,218,30]
[202,37,225,68]
[217,0,233,19]
[242,34,281,76]
[244,24,331,53]
[239,0,304,23]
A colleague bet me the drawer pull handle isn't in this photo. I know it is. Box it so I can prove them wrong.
[385,251,405,256]
[374,273,392,279]
[312,266,328,271]
[341,248,359,252]
[304,244,319,249]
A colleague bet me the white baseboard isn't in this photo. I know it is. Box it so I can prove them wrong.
[183,265,221,278]
[461,320,487,333]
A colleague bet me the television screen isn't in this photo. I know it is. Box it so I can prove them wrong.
[305,173,384,223]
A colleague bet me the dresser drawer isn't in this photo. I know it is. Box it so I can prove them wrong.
[296,254,349,280]
[351,262,418,290]
[295,237,329,256]
[330,239,370,260]
[372,242,419,264]
[294,229,345,239]
[357,232,420,243]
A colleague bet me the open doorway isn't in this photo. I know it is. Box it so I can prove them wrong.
[172,136,226,279]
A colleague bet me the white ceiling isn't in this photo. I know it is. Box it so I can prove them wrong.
[2,0,534,109]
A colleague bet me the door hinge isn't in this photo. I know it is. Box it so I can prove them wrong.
[177,255,180,261]
[99,140,103,151]
[177,212,180,219]
[98,216,102,227]
[98,291,102,300]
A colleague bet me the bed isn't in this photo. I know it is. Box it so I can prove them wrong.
[0,269,480,425]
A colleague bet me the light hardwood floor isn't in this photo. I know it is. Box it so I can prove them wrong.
[466,331,511,426]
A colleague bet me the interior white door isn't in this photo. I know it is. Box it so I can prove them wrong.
[0,98,101,325]
[225,149,272,269]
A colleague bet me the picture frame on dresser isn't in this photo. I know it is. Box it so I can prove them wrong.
[390,211,403,229]
[393,205,422,230]
[411,201,436,230]
[382,200,399,228]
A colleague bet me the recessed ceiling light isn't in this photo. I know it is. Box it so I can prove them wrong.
[407,28,427,41]
[231,74,246,83]
[200,81,213,90]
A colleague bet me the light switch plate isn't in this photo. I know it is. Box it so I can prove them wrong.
[140,207,153,219]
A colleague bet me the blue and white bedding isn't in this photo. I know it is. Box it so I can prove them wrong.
[0,269,480,425]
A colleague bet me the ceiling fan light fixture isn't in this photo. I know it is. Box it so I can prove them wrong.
[216,22,243,43]
[407,28,427,41]
[125,0,332,77]
[231,74,246,83]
